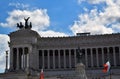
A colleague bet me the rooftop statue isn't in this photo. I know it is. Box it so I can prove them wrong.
[24,17,30,28]
[17,22,24,29]
[30,22,32,28]
[17,17,32,29]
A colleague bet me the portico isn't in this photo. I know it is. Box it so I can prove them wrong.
[11,47,29,70]
[38,46,120,70]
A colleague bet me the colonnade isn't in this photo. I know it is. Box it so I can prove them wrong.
[39,46,120,69]
[12,47,29,70]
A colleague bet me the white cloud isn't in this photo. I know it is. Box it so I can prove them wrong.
[78,0,85,4]
[0,34,9,73]
[78,0,106,4]
[87,0,106,4]
[0,9,50,31]
[71,0,120,35]
[39,30,68,37]
[9,2,29,9]
[0,9,68,37]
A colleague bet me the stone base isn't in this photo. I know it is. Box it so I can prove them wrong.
[75,63,87,79]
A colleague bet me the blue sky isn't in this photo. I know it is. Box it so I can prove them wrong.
[0,0,80,35]
[0,0,120,73]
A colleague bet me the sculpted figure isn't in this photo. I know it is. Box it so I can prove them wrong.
[17,22,24,29]
[30,22,32,28]
[17,23,20,28]
[17,17,32,29]
[76,47,83,63]
[24,17,30,28]
[19,22,24,28]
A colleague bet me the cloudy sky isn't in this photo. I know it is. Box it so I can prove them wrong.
[0,0,120,73]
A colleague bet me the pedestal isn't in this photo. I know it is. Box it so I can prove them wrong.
[75,63,87,79]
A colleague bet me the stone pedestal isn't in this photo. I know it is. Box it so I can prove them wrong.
[75,63,87,79]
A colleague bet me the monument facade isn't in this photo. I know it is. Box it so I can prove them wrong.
[1,18,120,79]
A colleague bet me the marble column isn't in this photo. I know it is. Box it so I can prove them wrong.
[10,48,13,70]
[96,48,99,67]
[91,49,93,67]
[102,48,104,65]
[21,52,23,69]
[63,50,66,69]
[85,49,88,67]
[23,48,25,69]
[5,51,8,72]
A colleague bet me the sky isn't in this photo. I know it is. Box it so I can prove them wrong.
[0,0,120,73]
